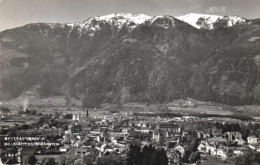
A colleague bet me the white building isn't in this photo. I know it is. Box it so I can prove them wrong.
[247,136,258,144]
[174,145,185,158]
[152,131,160,142]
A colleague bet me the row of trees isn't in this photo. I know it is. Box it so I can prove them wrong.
[96,153,126,165]
[127,144,168,165]
[235,151,260,165]
[215,122,260,140]
[181,138,201,163]
[177,121,260,141]
[177,121,216,132]
[60,147,125,165]
[60,144,168,165]
[25,156,58,165]
[0,106,10,113]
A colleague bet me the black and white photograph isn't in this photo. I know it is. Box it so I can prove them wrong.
[0,0,260,164]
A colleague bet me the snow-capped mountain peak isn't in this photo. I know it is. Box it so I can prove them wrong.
[96,13,152,25]
[176,13,248,29]
[176,13,222,29]
[72,13,152,37]
[221,15,247,26]
[69,13,249,38]
[81,13,152,29]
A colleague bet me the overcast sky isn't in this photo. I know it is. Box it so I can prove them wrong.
[0,0,260,32]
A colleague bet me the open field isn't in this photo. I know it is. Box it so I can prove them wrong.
[206,117,241,122]
[2,95,260,121]
[234,105,260,117]
[2,95,67,110]
[167,105,233,116]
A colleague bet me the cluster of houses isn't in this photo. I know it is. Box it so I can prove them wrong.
[1,108,260,164]
[54,112,260,164]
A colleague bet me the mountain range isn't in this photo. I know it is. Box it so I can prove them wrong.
[1,13,260,106]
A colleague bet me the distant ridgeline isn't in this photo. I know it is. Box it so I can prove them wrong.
[1,13,260,106]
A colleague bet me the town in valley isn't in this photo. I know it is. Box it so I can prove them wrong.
[1,98,260,165]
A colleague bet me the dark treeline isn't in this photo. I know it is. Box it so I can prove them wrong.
[177,121,216,132]
[234,151,260,165]
[215,122,260,140]
[178,121,260,140]
[133,112,252,121]
[133,113,183,118]
[127,144,168,165]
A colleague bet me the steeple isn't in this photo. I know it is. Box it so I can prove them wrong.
[86,109,89,118]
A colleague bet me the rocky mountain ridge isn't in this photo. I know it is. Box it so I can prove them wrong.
[1,13,260,106]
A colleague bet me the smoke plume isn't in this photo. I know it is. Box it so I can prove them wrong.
[23,98,28,112]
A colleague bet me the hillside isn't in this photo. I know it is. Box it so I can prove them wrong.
[1,13,260,106]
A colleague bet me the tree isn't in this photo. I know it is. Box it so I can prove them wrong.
[235,151,260,165]
[74,159,83,165]
[208,149,211,155]
[151,150,161,165]
[235,153,253,165]
[127,144,141,165]
[182,150,191,163]
[65,155,79,165]
[255,152,260,164]
[60,149,79,165]
[96,153,126,165]
[64,114,73,120]
[20,124,30,130]
[83,152,97,165]
[189,138,200,152]
[41,157,57,165]
[62,124,68,130]
[157,149,168,165]
[0,106,10,113]
[141,145,153,165]
[127,144,168,165]
[159,135,166,146]
[26,156,37,165]
[189,152,200,163]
